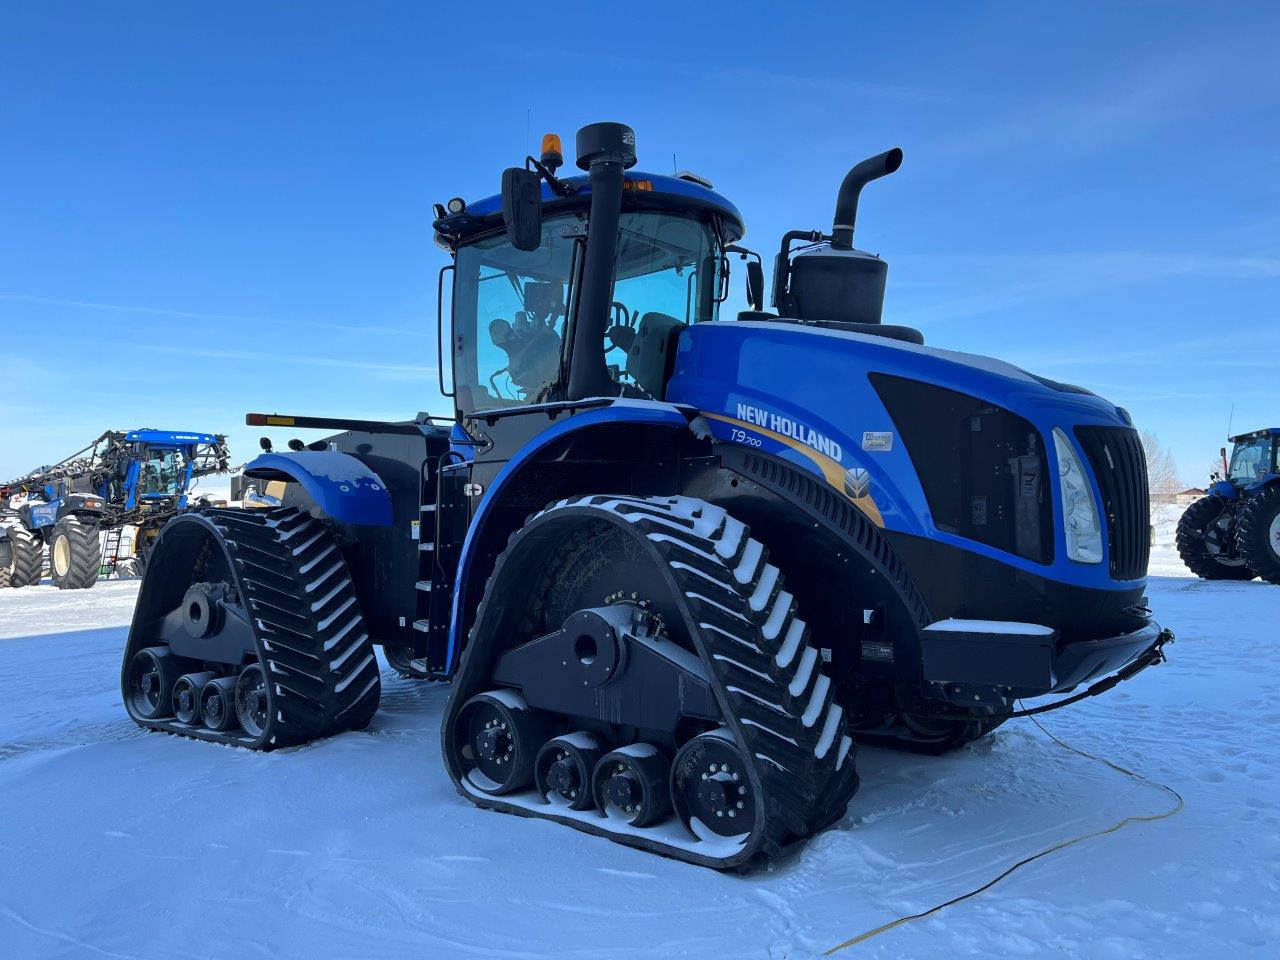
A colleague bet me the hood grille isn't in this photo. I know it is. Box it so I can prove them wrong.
[1073,426,1150,580]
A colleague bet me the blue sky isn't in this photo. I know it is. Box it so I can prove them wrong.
[2,2,1277,486]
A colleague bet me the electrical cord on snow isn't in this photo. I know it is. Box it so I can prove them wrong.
[823,708,1184,954]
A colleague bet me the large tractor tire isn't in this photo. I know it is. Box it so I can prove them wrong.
[120,507,381,749]
[1175,496,1254,580]
[49,516,101,589]
[1237,487,1280,584]
[443,495,858,869]
[1,526,44,588]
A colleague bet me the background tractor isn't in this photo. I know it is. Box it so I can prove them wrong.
[119,123,1169,869]
[1176,428,1280,583]
[0,429,229,589]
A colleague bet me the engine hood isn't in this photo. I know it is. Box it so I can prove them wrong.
[665,320,1135,591]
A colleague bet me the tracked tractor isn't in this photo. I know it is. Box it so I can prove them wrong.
[0,429,229,589]
[1176,428,1280,583]
[120,123,1171,869]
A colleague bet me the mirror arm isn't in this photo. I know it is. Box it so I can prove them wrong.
[526,156,573,197]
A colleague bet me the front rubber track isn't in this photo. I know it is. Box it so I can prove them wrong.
[122,507,380,749]
[444,494,859,869]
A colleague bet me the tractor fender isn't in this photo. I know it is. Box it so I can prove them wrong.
[243,451,394,526]
[447,401,694,671]
[1208,479,1239,501]
[1243,474,1280,496]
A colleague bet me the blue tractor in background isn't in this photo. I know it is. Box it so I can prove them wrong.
[120,123,1170,869]
[0,429,230,590]
[1176,428,1280,583]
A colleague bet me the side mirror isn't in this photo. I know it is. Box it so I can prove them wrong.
[501,167,542,251]
[746,259,765,311]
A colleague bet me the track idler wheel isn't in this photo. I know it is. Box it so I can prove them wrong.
[126,647,185,720]
[535,734,607,810]
[199,676,240,732]
[455,691,547,795]
[671,730,757,839]
[172,671,217,725]
[592,746,672,828]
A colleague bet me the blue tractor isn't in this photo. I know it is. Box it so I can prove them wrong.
[0,429,229,589]
[120,124,1170,869]
[1176,428,1280,583]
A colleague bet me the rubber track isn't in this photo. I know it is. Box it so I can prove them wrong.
[127,507,380,749]
[454,494,859,867]
[52,516,100,589]
[1,525,43,588]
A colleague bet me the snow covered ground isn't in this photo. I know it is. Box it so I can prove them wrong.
[1,516,1277,959]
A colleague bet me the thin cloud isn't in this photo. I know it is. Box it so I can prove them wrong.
[143,344,437,378]
[0,293,428,338]
[891,251,1280,326]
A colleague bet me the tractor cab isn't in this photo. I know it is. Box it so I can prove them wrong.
[1224,429,1279,486]
[434,127,745,423]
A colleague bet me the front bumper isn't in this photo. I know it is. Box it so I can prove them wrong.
[922,619,1170,707]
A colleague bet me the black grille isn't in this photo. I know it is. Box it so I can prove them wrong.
[1074,426,1150,581]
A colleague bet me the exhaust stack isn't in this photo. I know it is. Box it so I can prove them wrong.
[830,148,902,250]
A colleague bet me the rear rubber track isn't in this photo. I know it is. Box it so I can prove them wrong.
[126,507,380,748]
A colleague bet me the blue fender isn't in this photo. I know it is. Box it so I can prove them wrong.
[1243,473,1280,496]
[447,400,692,671]
[1208,479,1239,501]
[243,451,394,526]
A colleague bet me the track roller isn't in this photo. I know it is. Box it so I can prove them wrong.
[592,745,672,828]
[126,647,185,720]
[671,730,757,840]
[535,733,607,810]
[199,676,239,732]
[172,671,217,725]
[235,665,269,738]
[454,691,547,795]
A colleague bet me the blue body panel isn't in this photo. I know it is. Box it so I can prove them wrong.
[243,451,394,527]
[446,401,691,671]
[1209,479,1239,501]
[666,321,1136,591]
[28,500,60,529]
[124,429,222,447]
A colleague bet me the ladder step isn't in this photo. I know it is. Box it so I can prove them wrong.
[419,541,434,552]
[420,504,437,512]
[413,619,430,633]
[415,580,432,592]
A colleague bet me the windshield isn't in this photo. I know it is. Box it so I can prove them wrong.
[452,210,721,414]
[138,449,183,497]
[1228,436,1275,483]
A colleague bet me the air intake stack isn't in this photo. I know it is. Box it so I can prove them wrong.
[777,148,902,327]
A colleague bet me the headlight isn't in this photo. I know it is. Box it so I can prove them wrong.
[1052,427,1102,564]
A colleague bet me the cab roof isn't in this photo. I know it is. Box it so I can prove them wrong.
[433,171,745,249]
[1230,428,1280,443]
